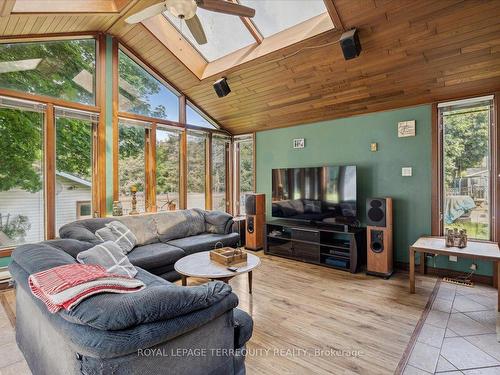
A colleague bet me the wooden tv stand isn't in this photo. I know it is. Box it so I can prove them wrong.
[264,220,366,273]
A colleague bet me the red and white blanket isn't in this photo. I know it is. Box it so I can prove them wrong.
[29,264,145,313]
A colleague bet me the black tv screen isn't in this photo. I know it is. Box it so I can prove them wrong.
[271,165,357,223]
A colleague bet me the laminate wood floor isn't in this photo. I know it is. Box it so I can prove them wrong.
[0,252,438,375]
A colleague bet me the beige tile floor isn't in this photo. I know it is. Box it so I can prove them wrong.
[0,301,31,375]
[404,282,500,375]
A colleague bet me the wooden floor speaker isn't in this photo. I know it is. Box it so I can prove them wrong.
[366,197,393,278]
[245,193,265,250]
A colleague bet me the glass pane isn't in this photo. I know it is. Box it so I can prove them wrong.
[118,121,146,214]
[241,0,328,37]
[0,39,96,105]
[187,104,216,129]
[238,139,254,215]
[164,9,255,61]
[156,127,180,211]
[55,115,94,232]
[119,50,179,121]
[212,137,228,212]
[442,100,491,240]
[0,106,44,247]
[187,132,206,209]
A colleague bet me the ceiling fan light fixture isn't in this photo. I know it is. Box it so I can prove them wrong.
[168,0,197,20]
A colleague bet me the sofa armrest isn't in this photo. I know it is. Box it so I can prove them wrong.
[205,210,234,234]
[59,276,235,331]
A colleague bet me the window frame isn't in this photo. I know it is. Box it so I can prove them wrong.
[432,94,499,242]
[233,133,256,216]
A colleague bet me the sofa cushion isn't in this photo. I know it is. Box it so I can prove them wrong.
[127,243,185,270]
[95,221,137,254]
[167,232,240,255]
[233,308,253,349]
[58,267,233,330]
[77,241,138,278]
[11,241,78,275]
[59,218,115,244]
[204,210,233,234]
[117,215,159,246]
[156,209,206,242]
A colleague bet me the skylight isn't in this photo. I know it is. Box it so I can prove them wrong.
[240,0,328,37]
[164,8,255,62]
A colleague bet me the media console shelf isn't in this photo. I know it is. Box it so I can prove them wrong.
[264,220,366,273]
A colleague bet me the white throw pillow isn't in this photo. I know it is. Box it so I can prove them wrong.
[77,241,138,278]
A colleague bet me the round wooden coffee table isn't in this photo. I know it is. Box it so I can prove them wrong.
[174,250,261,293]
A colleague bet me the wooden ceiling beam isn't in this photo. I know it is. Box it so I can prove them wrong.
[232,0,263,44]
[0,0,16,17]
[11,0,127,14]
[323,0,345,31]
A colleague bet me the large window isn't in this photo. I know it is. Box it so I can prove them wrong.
[55,109,97,232]
[156,127,180,211]
[0,39,96,105]
[187,132,207,209]
[234,135,254,215]
[118,119,147,214]
[439,96,493,240]
[187,103,216,129]
[212,135,230,212]
[118,49,179,121]
[0,98,45,248]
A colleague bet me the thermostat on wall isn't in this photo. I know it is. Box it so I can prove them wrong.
[293,138,305,149]
[402,167,413,176]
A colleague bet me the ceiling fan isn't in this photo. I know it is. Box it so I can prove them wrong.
[125,0,256,45]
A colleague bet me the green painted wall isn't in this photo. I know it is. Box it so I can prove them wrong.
[256,105,492,276]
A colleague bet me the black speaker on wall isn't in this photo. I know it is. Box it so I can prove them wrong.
[366,198,387,227]
[213,77,231,98]
[340,28,361,60]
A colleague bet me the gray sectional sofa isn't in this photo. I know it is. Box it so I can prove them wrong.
[59,209,240,281]
[10,238,252,375]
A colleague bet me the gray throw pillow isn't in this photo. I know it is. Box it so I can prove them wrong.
[205,210,232,234]
[95,221,137,254]
[77,241,138,278]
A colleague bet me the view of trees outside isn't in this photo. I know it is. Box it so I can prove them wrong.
[118,121,146,214]
[55,115,93,231]
[212,137,228,211]
[187,132,206,209]
[238,139,254,215]
[0,106,44,247]
[0,39,96,246]
[442,103,491,240]
[118,50,179,121]
[0,39,96,105]
[156,128,180,210]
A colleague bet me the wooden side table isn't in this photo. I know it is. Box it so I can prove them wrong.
[409,236,500,311]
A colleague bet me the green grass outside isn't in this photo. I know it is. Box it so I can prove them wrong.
[445,221,489,240]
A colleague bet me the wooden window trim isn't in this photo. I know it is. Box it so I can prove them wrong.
[44,104,55,240]
[432,94,498,242]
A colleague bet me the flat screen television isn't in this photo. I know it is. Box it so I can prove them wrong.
[271,165,357,223]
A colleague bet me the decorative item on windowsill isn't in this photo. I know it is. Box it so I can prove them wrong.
[445,228,467,248]
[129,185,139,215]
[160,194,176,211]
[210,242,247,266]
[112,201,123,216]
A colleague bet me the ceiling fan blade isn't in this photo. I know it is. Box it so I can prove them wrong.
[185,14,208,45]
[125,2,168,24]
[197,0,255,18]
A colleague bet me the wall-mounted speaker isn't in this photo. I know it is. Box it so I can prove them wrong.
[366,197,393,278]
[340,28,361,60]
[245,193,265,250]
[213,77,231,98]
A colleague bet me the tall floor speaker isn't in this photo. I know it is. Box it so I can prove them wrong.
[366,197,393,278]
[245,193,265,250]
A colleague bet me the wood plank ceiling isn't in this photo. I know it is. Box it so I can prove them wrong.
[0,0,499,134]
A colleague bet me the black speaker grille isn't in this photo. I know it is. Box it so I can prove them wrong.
[366,198,387,227]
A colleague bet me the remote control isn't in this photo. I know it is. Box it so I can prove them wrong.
[227,266,238,272]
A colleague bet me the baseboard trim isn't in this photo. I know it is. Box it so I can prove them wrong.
[395,261,493,286]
